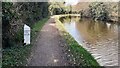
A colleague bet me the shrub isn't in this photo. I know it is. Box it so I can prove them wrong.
[89,2,110,21]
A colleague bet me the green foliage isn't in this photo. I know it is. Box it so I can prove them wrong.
[14,28,23,44]
[49,2,67,15]
[2,2,14,22]
[63,33,100,66]
[2,2,50,66]
[18,2,50,26]
[2,2,50,48]
[2,45,31,66]
[31,18,49,40]
[89,2,110,21]
[2,2,14,48]
[2,18,49,66]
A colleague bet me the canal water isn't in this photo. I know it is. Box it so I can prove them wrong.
[60,17,118,66]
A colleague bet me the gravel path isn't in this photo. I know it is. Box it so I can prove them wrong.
[28,18,69,66]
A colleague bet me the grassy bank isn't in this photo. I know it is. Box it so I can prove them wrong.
[55,15,100,67]
[31,17,49,41]
[2,17,49,67]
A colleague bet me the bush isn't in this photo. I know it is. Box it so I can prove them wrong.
[89,2,110,21]
[2,2,50,48]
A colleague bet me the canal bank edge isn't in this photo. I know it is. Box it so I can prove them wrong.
[54,15,100,66]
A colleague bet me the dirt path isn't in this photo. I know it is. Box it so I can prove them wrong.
[28,18,69,66]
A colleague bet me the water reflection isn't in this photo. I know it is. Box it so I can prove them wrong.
[61,17,117,43]
[61,17,118,66]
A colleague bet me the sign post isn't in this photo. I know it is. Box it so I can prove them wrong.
[24,24,30,45]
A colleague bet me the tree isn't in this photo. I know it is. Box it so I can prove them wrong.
[89,2,110,21]
[48,2,67,15]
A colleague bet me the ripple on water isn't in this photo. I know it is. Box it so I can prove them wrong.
[63,18,118,66]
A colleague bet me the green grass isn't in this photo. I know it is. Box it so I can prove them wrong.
[55,15,100,67]
[2,45,32,66]
[63,32,100,67]
[2,17,49,67]
[31,18,49,40]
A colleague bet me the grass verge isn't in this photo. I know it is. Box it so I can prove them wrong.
[54,15,100,67]
[31,18,49,40]
[2,17,49,67]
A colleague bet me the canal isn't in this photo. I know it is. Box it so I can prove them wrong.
[60,16,118,66]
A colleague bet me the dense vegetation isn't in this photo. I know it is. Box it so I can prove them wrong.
[49,2,73,15]
[71,2,118,22]
[2,2,50,48]
[88,2,110,21]
[2,2,50,66]
[2,18,48,66]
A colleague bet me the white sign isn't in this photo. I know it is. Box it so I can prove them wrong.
[24,24,30,45]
